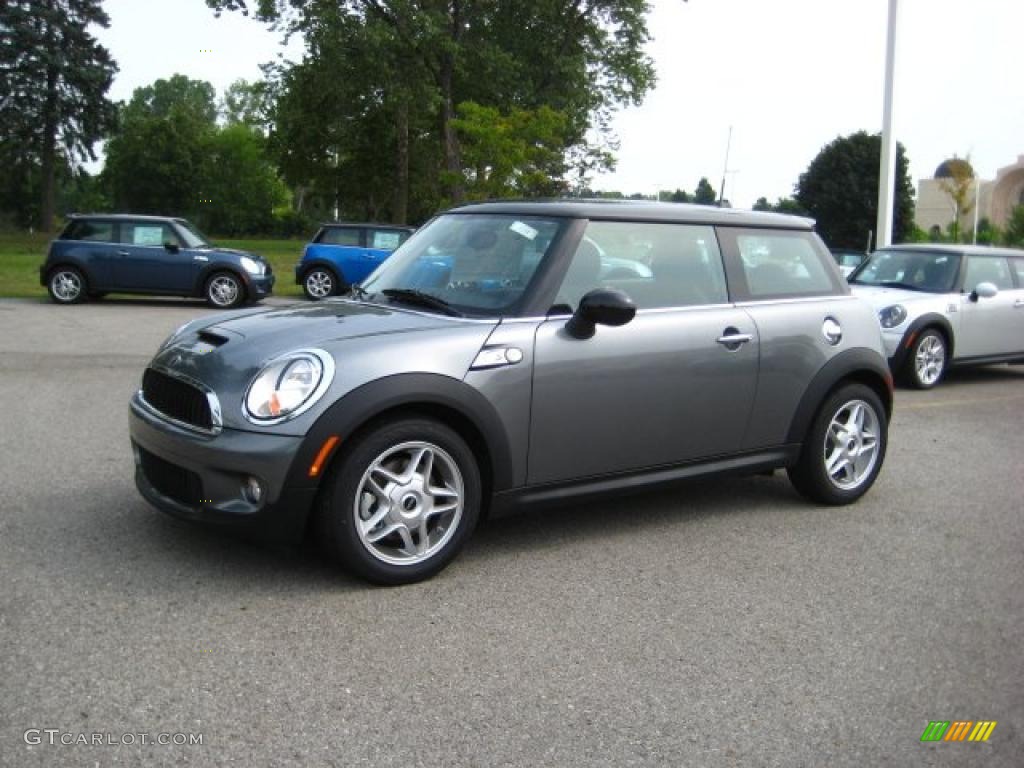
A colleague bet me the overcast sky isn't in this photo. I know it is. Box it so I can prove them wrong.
[95,0,1024,208]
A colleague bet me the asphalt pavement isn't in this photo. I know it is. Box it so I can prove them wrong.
[1,296,1021,767]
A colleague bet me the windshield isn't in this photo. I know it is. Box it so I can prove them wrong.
[850,249,960,293]
[360,214,565,315]
[176,219,212,248]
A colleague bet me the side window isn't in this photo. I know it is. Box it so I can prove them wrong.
[730,230,840,298]
[1012,258,1024,287]
[121,223,180,247]
[369,229,405,250]
[319,227,362,247]
[62,220,114,242]
[554,221,728,311]
[963,256,1013,290]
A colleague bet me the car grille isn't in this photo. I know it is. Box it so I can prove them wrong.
[138,447,203,506]
[141,368,214,431]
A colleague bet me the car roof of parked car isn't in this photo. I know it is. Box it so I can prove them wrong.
[445,199,816,230]
[876,243,1024,257]
[66,213,182,222]
[319,222,416,230]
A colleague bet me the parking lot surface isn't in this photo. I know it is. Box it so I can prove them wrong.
[1,297,1021,767]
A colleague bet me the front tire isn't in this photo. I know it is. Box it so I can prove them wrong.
[47,267,87,304]
[903,329,946,389]
[787,383,887,505]
[303,267,341,300]
[317,418,481,585]
[205,271,245,309]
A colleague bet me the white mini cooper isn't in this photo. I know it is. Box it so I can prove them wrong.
[849,244,1024,388]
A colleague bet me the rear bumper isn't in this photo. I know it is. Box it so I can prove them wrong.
[129,392,314,543]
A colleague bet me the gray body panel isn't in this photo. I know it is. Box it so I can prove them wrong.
[528,307,759,484]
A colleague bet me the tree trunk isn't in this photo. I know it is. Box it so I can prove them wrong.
[39,7,59,232]
[439,0,463,204]
[392,99,409,224]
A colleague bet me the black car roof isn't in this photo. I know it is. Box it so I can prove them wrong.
[320,222,415,230]
[66,213,185,223]
[445,199,816,230]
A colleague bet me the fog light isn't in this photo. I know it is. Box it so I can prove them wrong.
[242,476,264,504]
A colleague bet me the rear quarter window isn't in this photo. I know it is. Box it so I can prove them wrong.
[719,228,845,300]
[61,220,114,243]
[317,227,362,247]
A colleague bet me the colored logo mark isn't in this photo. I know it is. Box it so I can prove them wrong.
[920,720,997,742]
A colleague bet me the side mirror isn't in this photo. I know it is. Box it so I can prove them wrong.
[970,281,998,302]
[565,288,636,339]
[164,241,180,254]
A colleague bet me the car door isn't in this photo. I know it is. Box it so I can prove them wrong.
[115,221,197,292]
[365,228,410,271]
[716,227,854,450]
[957,255,1018,357]
[1010,257,1024,352]
[61,219,118,288]
[528,221,759,485]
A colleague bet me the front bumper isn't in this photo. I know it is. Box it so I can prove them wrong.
[246,271,275,299]
[129,392,315,543]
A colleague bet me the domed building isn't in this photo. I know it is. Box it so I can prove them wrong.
[916,155,1024,238]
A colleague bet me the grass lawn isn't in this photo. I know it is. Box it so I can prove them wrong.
[0,232,306,299]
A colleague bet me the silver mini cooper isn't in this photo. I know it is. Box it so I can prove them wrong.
[849,244,1024,388]
[130,201,893,584]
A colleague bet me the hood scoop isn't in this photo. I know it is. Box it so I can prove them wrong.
[197,330,230,347]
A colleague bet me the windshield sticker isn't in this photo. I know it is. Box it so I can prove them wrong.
[509,221,538,241]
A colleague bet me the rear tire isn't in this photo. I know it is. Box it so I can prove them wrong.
[47,267,87,304]
[902,329,946,389]
[317,417,481,585]
[303,267,342,300]
[205,271,245,309]
[787,383,887,505]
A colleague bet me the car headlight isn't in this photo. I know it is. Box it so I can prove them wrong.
[240,256,265,276]
[878,304,907,329]
[244,349,334,423]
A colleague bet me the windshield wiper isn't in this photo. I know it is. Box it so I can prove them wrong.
[381,288,463,316]
[877,281,926,292]
[348,283,370,300]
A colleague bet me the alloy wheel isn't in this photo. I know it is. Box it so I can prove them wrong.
[823,399,881,491]
[352,441,464,566]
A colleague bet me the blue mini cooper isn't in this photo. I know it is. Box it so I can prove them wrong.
[295,222,414,300]
[41,214,274,308]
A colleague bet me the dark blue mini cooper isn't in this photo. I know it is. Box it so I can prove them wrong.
[41,214,275,308]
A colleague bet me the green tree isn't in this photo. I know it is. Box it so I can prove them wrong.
[0,0,117,229]
[451,101,570,200]
[220,78,274,133]
[694,177,716,205]
[207,0,657,211]
[796,131,914,248]
[104,76,219,216]
[669,188,690,203]
[201,124,288,234]
[1004,205,1024,247]
[937,156,975,243]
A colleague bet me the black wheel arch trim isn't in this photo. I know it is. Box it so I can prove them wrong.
[42,259,91,287]
[285,373,514,494]
[194,264,250,298]
[891,313,955,372]
[785,348,893,445]
[299,260,345,285]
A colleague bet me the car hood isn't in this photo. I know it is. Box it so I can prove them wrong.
[170,300,470,355]
[849,284,941,308]
[150,300,498,433]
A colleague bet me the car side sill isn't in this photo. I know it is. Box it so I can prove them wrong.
[491,446,800,514]
[950,352,1024,367]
